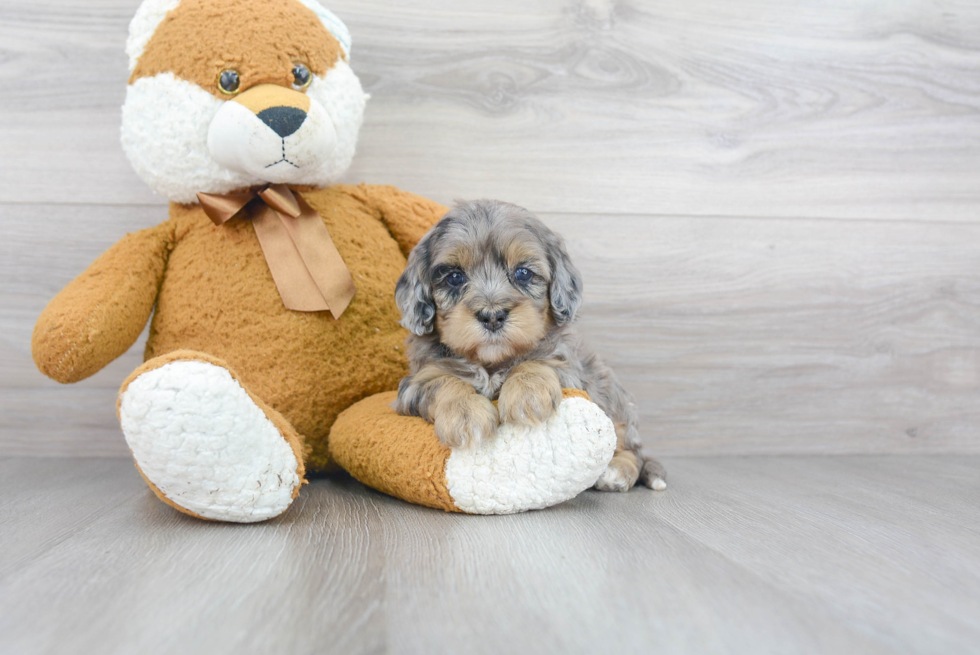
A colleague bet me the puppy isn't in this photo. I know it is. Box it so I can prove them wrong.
[394,200,666,492]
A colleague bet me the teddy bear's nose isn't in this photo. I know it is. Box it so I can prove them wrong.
[256,106,307,138]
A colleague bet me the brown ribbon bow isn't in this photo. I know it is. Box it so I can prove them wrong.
[197,185,356,319]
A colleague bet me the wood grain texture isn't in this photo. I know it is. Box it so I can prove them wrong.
[0,0,979,218]
[549,212,980,455]
[0,203,154,456]
[4,203,979,457]
[1,455,978,654]
[2,0,980,457]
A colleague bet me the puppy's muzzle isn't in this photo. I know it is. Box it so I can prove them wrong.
[477,309,509,333]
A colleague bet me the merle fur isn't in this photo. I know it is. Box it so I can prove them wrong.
[394,199,665,489]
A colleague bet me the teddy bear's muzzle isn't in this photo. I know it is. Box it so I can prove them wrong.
[207,83,338,183]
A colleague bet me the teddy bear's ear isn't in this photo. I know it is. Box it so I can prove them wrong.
[395,233,437,336]
[126,0,182,73]
[295,0,352,57]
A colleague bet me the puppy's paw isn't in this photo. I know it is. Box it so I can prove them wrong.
[594,452,641,492]
[498,363,562,426]
[434,394,499,449]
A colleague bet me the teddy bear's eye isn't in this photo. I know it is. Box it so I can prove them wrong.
[217,70,241,95]
[292,63,312,90]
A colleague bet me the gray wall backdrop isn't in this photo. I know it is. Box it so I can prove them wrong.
[2,0,979,457]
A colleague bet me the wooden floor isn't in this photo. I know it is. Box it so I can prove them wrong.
[1,455,978,654]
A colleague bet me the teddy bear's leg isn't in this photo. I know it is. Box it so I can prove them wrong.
[117,350,306,523]
[328,389,618,514]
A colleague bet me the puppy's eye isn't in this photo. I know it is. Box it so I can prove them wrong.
[446,271,467,287]
[217,70,241,95]
[514,267,533,283]
[292,63,312,90]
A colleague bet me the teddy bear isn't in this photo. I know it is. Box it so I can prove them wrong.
[31,0,617,522]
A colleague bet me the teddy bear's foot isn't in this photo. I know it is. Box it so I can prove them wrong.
[118,351,306,523]
[445,391,618,514]
[330,389,617,515]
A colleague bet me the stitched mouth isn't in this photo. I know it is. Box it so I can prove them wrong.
[265,138,300,169]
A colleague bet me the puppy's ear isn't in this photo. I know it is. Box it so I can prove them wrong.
[546,234,583,325]
[396,232,437,336]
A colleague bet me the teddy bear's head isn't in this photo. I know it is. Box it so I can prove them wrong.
[121,0,366,203]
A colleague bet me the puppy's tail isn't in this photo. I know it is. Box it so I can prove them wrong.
[639,457,668,491]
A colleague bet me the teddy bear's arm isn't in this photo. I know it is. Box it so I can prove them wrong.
[342,184,448,257]
[32,222,174,384]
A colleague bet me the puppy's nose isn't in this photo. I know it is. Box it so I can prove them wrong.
[257,106,307,138]
[477,309,509,333]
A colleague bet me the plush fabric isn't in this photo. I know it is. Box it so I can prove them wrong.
[32,0,618,522]
[329,389,605,514]
[130,0,344,91]
[122,5,366,203]
[32,222,173,384]
[119,350,306,522]
[36,184,446,472]
[329,391,458,512]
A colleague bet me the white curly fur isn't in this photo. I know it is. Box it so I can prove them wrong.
[119,360,302,523]
[121,61,366,203]
[126,0,182,73]
[445,397,618,514]
[122,73,251,202]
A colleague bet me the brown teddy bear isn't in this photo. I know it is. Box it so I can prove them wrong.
[32,0,617,522]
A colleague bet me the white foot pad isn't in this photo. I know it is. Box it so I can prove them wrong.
[119,360,301,523]
[445,397,617,514]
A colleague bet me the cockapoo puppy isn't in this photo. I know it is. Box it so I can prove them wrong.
[394,199,666,492]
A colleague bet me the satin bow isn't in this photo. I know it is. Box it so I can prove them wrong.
[197,185,356,319]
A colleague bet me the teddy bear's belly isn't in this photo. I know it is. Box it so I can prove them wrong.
[145,199,411,468]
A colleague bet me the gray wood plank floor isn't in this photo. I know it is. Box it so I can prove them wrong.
[2,455,978,655]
